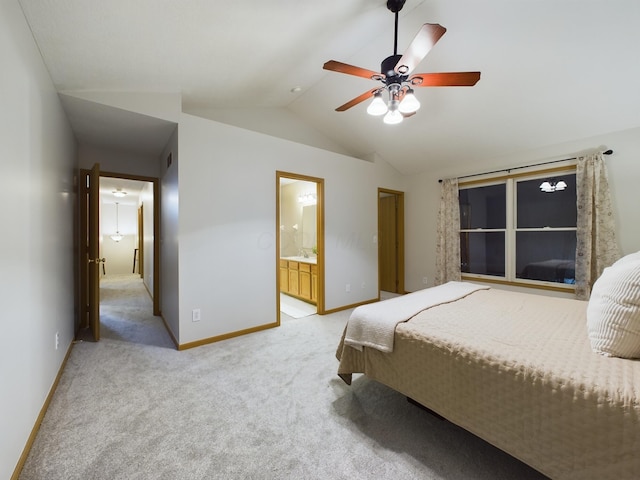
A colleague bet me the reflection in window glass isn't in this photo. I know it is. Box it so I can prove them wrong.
[517,174,576,228]
[460,232,505,277]
[459,184,506,229]
[516,231,576,283]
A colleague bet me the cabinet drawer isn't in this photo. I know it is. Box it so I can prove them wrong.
[279,259,288,269]
[311,265,317,274]
[299,262,311,273]
[288,261,298,270]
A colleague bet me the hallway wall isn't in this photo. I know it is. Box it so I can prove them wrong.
[0,1,77,478]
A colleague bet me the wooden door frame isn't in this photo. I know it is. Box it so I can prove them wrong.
[378,188,405,294]
[276,172,325,323]
[100,171,161,315]
[77,170,161,338]
[137,205,144,277]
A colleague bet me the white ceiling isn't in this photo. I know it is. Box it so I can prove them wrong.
[18,0,640,175]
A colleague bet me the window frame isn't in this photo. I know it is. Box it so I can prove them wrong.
[459,164,577,293]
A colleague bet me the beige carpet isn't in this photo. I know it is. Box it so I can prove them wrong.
[19,275,548,480]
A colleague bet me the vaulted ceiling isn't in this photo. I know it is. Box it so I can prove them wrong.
[18,0,640,175]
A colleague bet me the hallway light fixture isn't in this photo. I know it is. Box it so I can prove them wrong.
[110,202,124,242]
[112,188,127,198]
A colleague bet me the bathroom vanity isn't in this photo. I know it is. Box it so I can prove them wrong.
[280,257,317,305]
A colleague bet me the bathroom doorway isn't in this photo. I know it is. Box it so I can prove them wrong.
[276,172,325,322]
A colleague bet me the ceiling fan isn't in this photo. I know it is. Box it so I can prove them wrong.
[323,0,481,124]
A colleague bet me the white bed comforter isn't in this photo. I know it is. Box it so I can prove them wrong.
[344,281,488,353]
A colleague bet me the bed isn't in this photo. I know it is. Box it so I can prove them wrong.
[336,281,640,480]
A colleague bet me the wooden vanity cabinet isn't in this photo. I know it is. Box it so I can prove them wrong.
[280,259,316,305]
[298,262,311,300]
[288,261,299,295]
[279,259,288,292]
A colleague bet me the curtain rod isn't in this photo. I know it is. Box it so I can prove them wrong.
[438,149,613,183]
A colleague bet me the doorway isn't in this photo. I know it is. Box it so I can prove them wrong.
[77,169,160,341]
[99,172,159,309]
[378,188,405,295]
[276,172,325,322]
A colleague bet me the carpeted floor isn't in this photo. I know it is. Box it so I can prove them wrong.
[19,274,548,480]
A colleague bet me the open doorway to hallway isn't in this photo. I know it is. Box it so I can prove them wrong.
[99,176,153,281]
[92,173,164,344]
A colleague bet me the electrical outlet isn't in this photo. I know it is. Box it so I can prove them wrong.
[192,309,201,322]
[55,332,59,350]
[346,284,351,292]
[422,277,428,285]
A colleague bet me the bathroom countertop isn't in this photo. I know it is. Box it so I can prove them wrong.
[281,256,317,264]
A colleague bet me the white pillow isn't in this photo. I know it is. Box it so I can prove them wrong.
[587,251,640,358]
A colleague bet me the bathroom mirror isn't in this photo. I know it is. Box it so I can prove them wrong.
[302,205,317,251]
[279,179,317,257]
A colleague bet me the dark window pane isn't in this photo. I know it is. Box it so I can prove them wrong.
[460,231,505,276]
[516,231,576,284]
[459,184,506,229]
[517,174,576,228]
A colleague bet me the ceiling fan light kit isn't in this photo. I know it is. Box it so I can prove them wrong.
[366,92,388,116]
[323,0,480,124]
[383,106,403,125]
[398,88,420,114]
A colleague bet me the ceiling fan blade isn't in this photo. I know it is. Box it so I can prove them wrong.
[335,88,379,112]
[394,23,447,75]
[409,71,481,87]
[323,60,384,81]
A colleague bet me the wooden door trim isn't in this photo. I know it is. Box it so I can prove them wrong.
[378,188,405,294]
[276,171,325,323]
[137,205,144,277]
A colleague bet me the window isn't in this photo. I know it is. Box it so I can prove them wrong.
[459,168,577,288]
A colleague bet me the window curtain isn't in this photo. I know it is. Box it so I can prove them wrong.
[575,152,621,300]
[435,178,461,285]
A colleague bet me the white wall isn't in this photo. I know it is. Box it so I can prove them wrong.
[0,1,77,478]
[64,91,181,124]
[404,126,640,294]
[159,129,180,340]
[175,114,406,345]
[78,144,161,178]
[184,106,353,159]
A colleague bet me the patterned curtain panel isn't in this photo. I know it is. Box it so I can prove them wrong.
[575,152,621,300]
[435,178,461,285]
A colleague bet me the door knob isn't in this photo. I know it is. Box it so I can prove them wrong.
[88,258,105,264]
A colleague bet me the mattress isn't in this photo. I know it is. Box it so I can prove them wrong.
[336,288,640,480]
